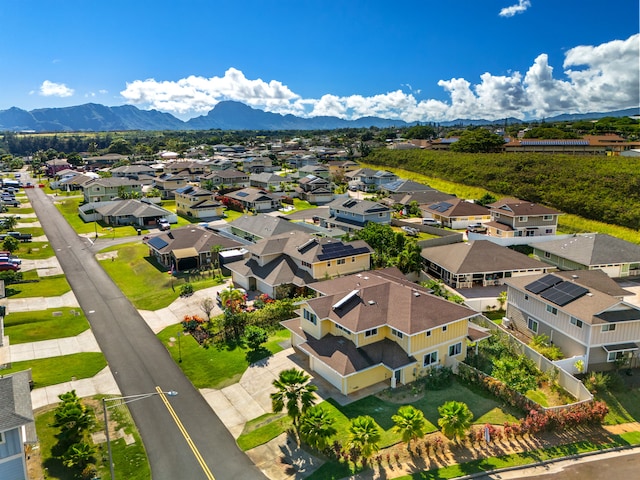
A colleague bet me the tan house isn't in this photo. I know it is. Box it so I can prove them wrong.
[224,230,372,298]
[82,177,142,203]
[174,185,224,219]
[154,173,189,199]
[282,269,488,395]
[486,198,563,238]
[423,198,491,230]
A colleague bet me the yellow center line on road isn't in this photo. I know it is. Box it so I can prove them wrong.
[156,386,216,480]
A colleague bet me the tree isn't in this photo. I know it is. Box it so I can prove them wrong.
[497,291,508,311]
[299,406,337,451]
[475,192,497,207]
[219,286,245,313]
[199,297,215,325]
[492,356,538,393]
[392,405,427,452]
[347,415,381,465]
[396,241,422,274]
[210,244,222,277]
[449,129,505,153]
[244,325,268,351]
[62,441,95,469]
[404,125,436,140]
[271,368,317,439]
[437,400,473,443]
[2,236,19,253]
[53,391,93,442]
[0,215,18,231]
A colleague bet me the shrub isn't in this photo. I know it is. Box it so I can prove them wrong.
[421,366,453,390]
[180,283,194,296]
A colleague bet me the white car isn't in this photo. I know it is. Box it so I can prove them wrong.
[401,226,419,236]
[422,218,442,227]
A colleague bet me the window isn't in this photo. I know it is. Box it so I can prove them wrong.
[607,351,626,362]
[544,252,551,258]
[570,317,583,328]
[301,261,311,268]
[351,256,356,262]
[545,229,553,234]
[337,258,346,265]
[442,325,448,332]
[546,305,558,315]
[0,431,4,444]
[336,324,351,335]
[518,216,528,222]
[543,215,554,221]
[448,342,462,356]
[528,317,539,333]
[602,324,616,332]
[326,261,331,267]
[426,330,431,337]
[524,294,529,301]
[303,309,317,325]
[391,328,403,339]
[364,328,378,337]
[424,351,438,367]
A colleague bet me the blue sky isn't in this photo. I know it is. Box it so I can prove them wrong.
[1,0,638,122]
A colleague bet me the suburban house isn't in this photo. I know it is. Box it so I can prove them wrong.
[110,164,157,179]
[502,135,640,155]
[225,214,326,243]
[199,169,250,189]
[224,230,373,298]
[296,164,330,180]
[325,160,359,177]
[0,370,36,480]
[379,179,435,194]
[423,198,491,229]
[45,159,72,176]
[162,161,208,181]
[83,199,176,227]
[222,187,282,212]
[205,158,235,171]
[532,234,640,278]
[287,155,320,169]
[296,175,334,204]
[145,226,242,272]
[82,177,142,203]
[486,198,563,238]
[249,172,287,191]
[153,173,189,199]
[346,168,398,192]
[421,240,553,288]
[241,157,276,174]
[504,270,640,372]
[281,268,489,395]
[174,185,224,219]
[381,190,457,210]
[323,197,392,232]
[54,172,97,192]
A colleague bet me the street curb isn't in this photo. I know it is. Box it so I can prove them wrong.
[452,442,640,479]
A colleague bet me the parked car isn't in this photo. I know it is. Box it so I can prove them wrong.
[6,231,32,242]
[467,223,487,233]
[422,218,442,227]
[158,221,171,231]
[0,262,20,271]
[0,255,21,265]
[401,226,419,236]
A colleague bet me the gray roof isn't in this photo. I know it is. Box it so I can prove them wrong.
[421,240,550,274]
[327,197,391,215]
[534,234,640,266]
[0,370,34,433]
[95,199,170,218]
[148,226,242,254]
[225,255,315,288]
[229,214,315,238]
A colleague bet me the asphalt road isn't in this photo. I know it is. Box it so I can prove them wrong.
[26,185,265,480]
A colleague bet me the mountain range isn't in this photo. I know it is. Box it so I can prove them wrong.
[0,101,636,133]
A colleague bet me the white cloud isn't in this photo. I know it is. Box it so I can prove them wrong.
[39,80,74,97]
[499,0,531,18]
[119,34,639,122]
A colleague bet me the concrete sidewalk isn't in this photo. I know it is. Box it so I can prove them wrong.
[6,290,79,312]
[9,329,100,362]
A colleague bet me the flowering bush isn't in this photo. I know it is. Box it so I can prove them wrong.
[181,314,205,333]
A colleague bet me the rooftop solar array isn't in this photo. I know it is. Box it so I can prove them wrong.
[525,274,589,307]
[540,282,589,307]
[429,202,453,213]
[317,242,370,261]
[148,237,169,250]
[235,191,249,197]
[520,139,589,146]
[525,274,563,294]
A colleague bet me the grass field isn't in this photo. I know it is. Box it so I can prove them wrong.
[157,327,291,389]
[4,307,89,343]
[98,242,225,310]
[1,352,107,388]
[5,272,72,298]
[13,241,56,259]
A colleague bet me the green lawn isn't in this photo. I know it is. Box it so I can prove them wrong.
[236,378,520,452]
[12,241,56,259]
[599,387,640,424]
[98,242,225,310]
[5,272,72,298]
[4,307,90,343]
[35,396,150,480]
[1,353,107,388]
[4,225,45,236]
[157,327,290,389]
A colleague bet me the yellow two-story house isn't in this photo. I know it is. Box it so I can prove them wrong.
[282,269,488,395]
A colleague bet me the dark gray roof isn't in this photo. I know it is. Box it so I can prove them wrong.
[229,214,314,238]
[534,234,640,266]
[95,199,170,218]
[0,370,34,433]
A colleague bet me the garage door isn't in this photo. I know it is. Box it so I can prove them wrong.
[311,358,344,393]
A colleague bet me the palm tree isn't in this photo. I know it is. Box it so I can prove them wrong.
[0,215,17,231]
[219,286,245,313]
[392,405,427,452]
[497,291,508,311]
[347,415,381,465]
[299,406,337,451]
[437,400,474,444]
[271,368,317,439]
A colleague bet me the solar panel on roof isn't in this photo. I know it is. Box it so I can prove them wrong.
[525,274,562,294]
[235,191,249,197]
[148,237,169,250]
[540,281,589,307]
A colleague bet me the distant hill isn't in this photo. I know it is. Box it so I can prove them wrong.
[0,101,636,133]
